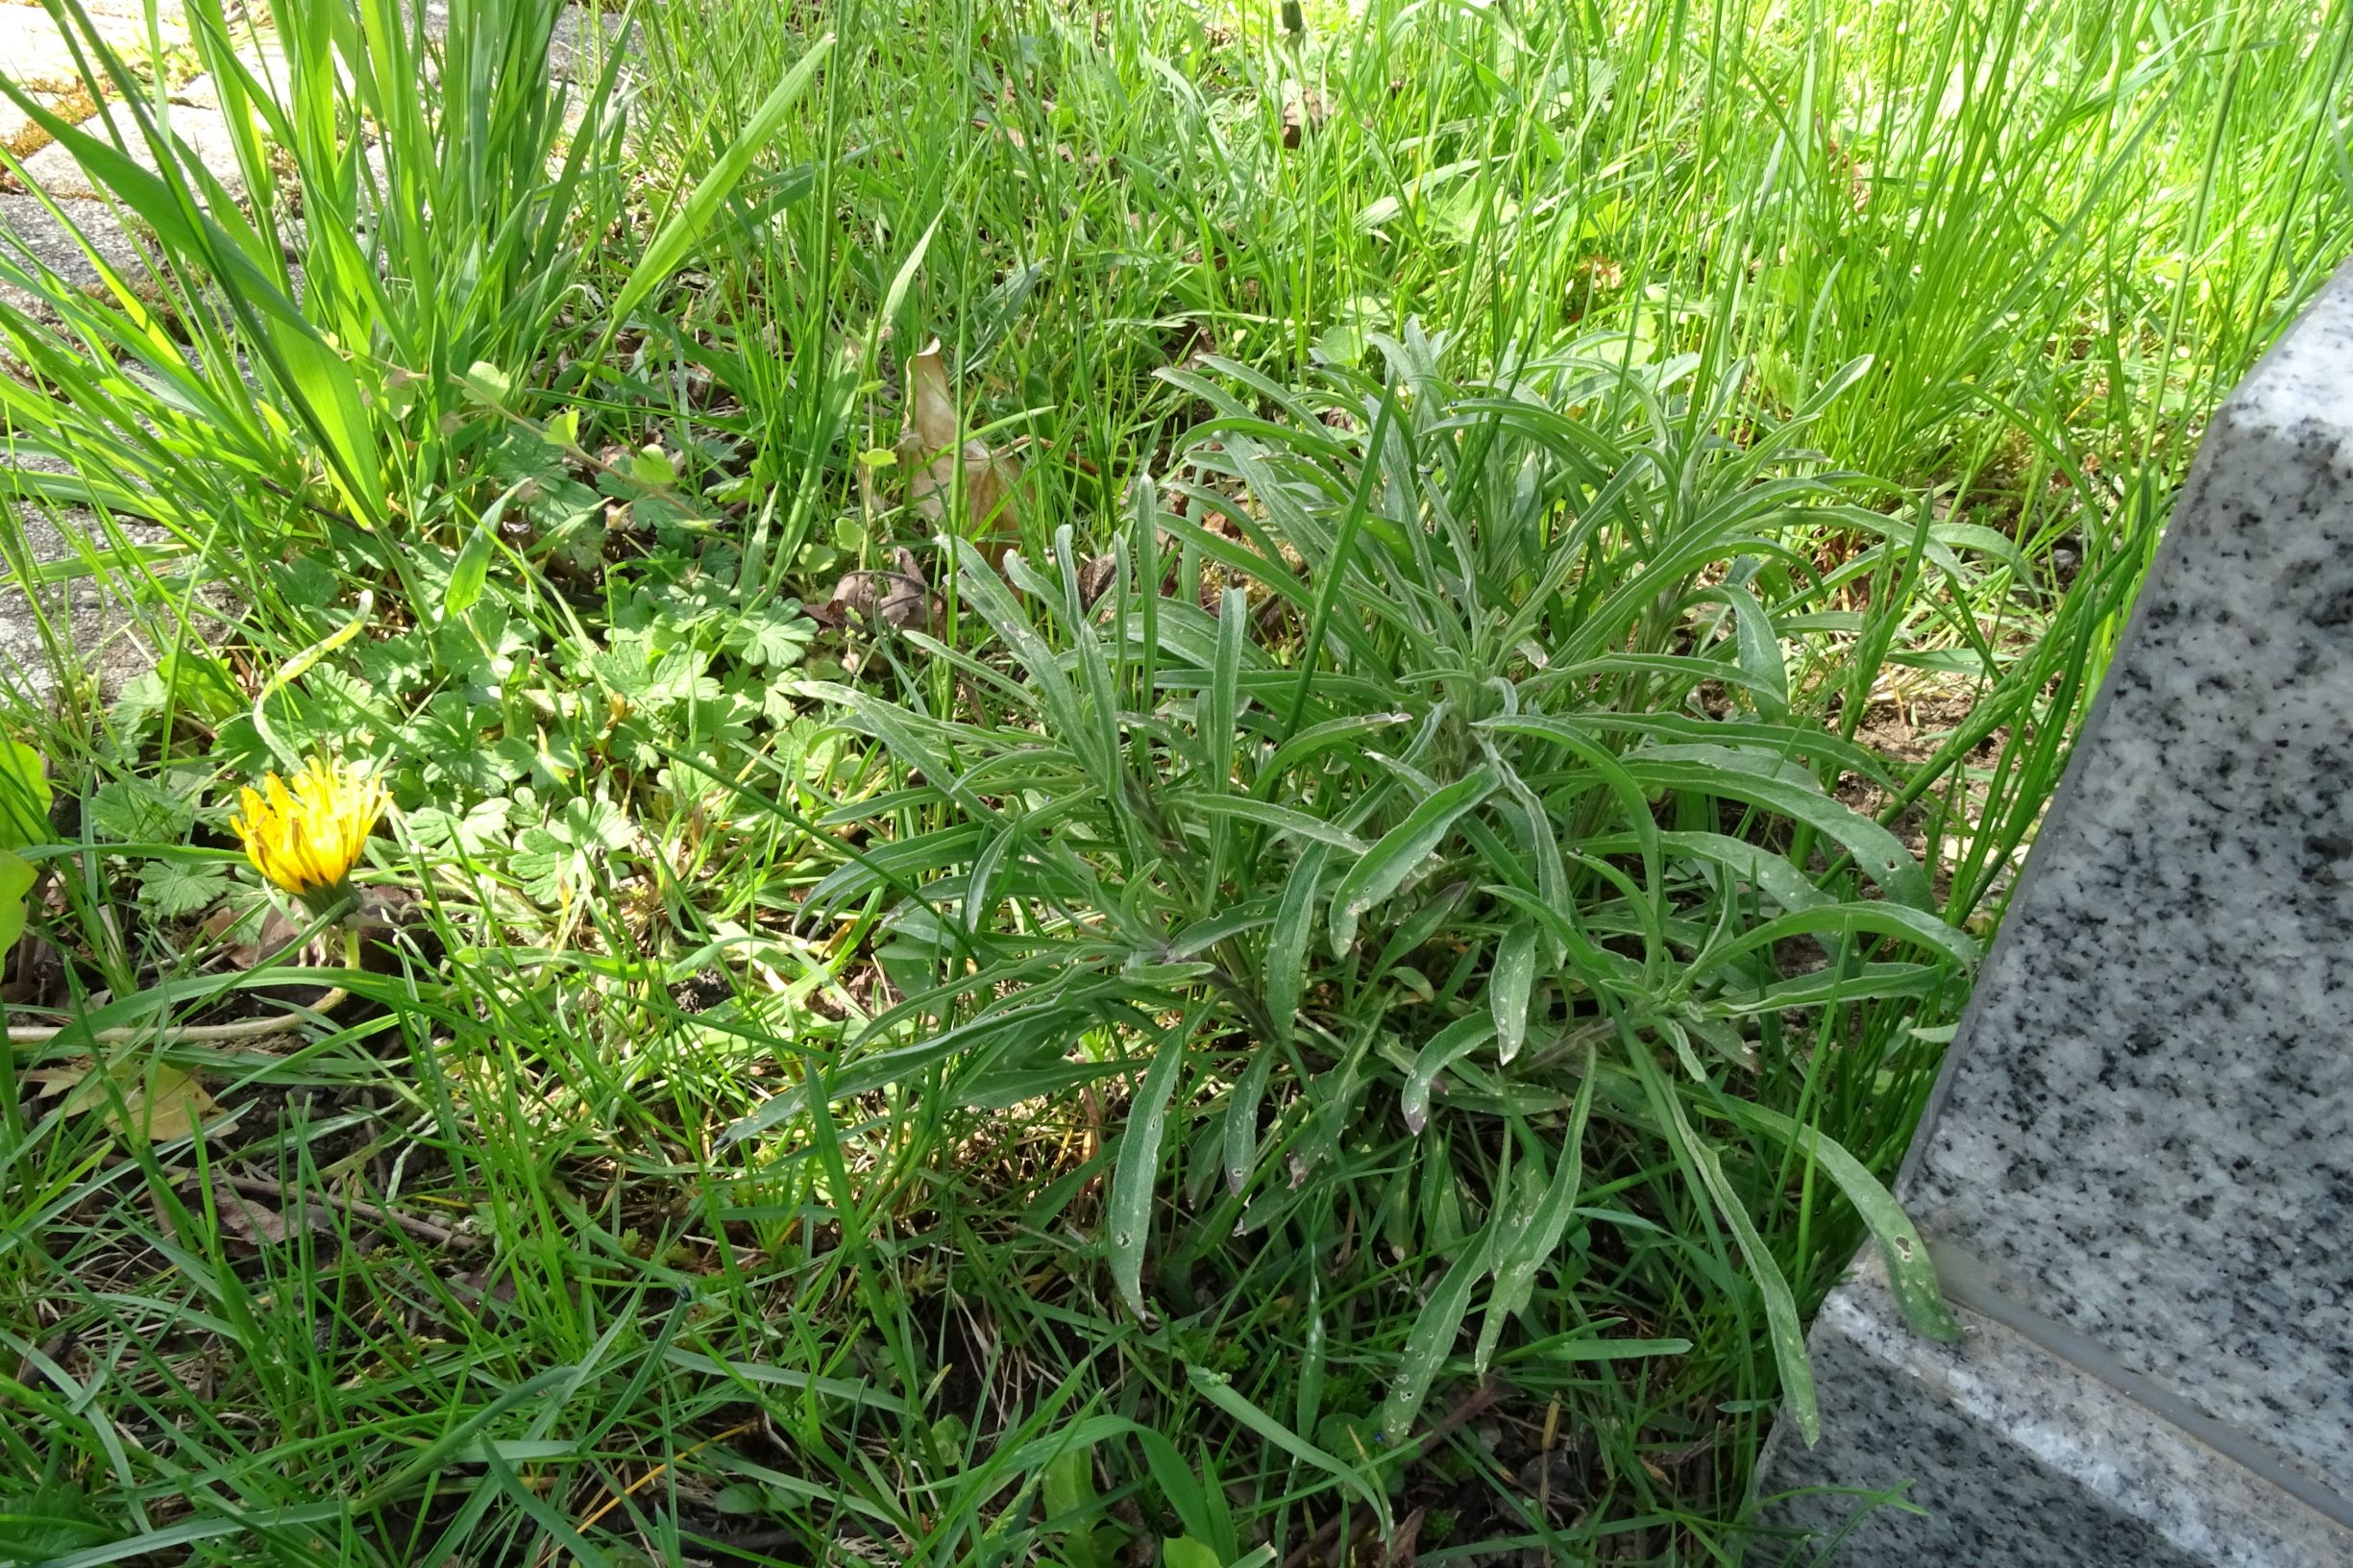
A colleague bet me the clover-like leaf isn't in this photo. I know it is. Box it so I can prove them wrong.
[90,776,193,845]
[136,860,236,919]
[406,796,513,858]
[732,601,817,670]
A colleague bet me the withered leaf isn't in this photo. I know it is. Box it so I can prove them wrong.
[205,1181,331,1247]
[56,1063,216,1142]
[1384,1506,1427,1568]
[224,906,305,972]
[1077,552,1120,611]
[22,1062,89,1097]
[880,546,935,628]
[815,547,939,636]
[2,931,64,1007]
[897,339,1021,547]
[1281,86,1326,149]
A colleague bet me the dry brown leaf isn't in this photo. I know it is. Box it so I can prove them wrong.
[1076,553,1120,611]
[57,1063,216,1142]
[897,339,1020,549]
[811,571,874,627]
[2,931,64,1007]
[209,1184,307,1247]
[1383,1506,1427,1567]
[22,1062,91,1097]
[135,1069,216,1142]
[220,905,303,971]
[218,1189,291,1245]
[1281,86,1326,149]
[815,547,940,636]
[879,546,937,629]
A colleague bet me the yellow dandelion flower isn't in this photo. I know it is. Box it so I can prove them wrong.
[231,755,388,912]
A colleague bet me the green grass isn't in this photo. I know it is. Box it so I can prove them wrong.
[0,0,2343,1562]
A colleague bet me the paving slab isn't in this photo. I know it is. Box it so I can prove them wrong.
[0,191,154,314]
[0,0,625,708]
[169,58,287,111]
[16,103,245,202]
[1900,260,2353,1490]
[0,86,97,160]
[1769,1242,2353,1563]
[0,4,184,94]
[23,0,187,19]
[0,453,169,706]
[1759,1257,2353,1566]
[547,7,635,82]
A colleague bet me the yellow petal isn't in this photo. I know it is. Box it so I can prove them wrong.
[232,755,387,899]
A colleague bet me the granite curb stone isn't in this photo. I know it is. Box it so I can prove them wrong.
[1758,1256,2353,1566]
[1756,257,2353,1561]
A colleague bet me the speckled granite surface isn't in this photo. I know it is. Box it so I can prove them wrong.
[1901,259,2353,1492]
[1757,260,2353,1561]
[1759,1260,2353,1567]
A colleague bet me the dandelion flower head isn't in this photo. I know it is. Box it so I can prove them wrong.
[231,755,388,909]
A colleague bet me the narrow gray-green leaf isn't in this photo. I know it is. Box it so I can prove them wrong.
[1628,1043,1817,1444]
[947,537,1099,775]
[1328,768,1496,956]
[1378,1222,1500,1443]
[876,211,942,339]
[1620,757,1934,908]
[1265,841,1330,1047]
[1660,831,1830,912]
[662,1350,906,1411]
[1401,1013,1497,1134]
[1490,760,1570,967]
[1108,1023,1194,1321]
[1475,1066,1594,1373]
[1202,585,1246,795]
[1261,711,1412,782]
[1702,900,1978,972]
[723,999,1075,1144]
[1573,712,1900,790]
[1187,1365,1388,1530]
[444,524,495,617]
[1222,1043,1278,1196]
[1480,715,1661,887]
[1164,899,1279,960]
[1712,1100,1961,1343]
[1704,962,1946,1013]
[1489,921,1538,1066]
[1703,583,1788,718]
[1631,742,1819,792]
[1178,796,1371,855]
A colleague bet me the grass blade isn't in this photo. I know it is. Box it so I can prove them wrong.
[605,34,834,330]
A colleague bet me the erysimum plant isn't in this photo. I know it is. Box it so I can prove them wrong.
[734,331,1983,1444]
